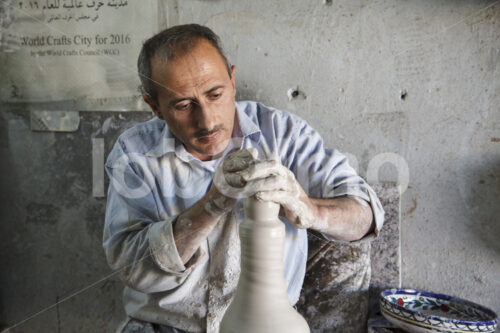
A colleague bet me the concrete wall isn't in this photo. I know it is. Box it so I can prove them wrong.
[1,0,498,331]
[0,109,153,331]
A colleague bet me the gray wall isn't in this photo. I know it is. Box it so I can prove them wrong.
[1,0,499,331]
[0,109,152,331]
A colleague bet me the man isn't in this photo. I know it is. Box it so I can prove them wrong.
[103,24,384,333]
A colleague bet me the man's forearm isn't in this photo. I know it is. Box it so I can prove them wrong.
[172,149,260,265]
[309,196,374,242]
[173,188,235,264]
[173,191,373,264]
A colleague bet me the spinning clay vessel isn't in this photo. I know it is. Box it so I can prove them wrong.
[220,197,310,333]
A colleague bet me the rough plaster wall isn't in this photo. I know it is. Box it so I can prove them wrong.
[0,109,153,331]
[162,0,500,313]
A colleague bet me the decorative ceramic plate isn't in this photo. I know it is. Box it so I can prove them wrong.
[380,289,498,333]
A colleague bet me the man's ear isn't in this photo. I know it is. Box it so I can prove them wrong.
[230,65,236,96]
[143,94,163,119]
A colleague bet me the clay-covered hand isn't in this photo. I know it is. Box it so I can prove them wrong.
[205,148,259,216]
[238,160,318,229]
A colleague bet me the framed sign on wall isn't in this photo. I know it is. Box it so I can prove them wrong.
[0,0,158,111]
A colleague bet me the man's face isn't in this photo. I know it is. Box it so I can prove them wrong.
[145,39,237,161]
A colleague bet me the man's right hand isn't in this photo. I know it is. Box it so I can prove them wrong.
[204,148,259,217]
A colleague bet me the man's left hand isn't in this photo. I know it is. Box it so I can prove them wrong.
[237,160,318,229]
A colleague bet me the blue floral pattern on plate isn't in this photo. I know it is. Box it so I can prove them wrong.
[380,289,498,332]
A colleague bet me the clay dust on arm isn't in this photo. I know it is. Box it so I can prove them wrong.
[238,159,374,242]
[172,149,258,264]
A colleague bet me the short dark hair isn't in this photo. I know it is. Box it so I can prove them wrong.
[137,24,232,103]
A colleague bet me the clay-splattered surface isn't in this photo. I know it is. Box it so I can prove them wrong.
[296,235,371,333]
[369,183,401,317]
[297,183,400,332]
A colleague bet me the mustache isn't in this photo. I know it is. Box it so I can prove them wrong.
[194,125,225,138]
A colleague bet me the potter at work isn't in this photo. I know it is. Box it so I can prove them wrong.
[103,24,385,332]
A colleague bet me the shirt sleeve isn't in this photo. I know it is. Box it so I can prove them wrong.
[279,114,385,243]
[103,140,205,293]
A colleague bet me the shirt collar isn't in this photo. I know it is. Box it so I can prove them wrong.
[145,101,261,160]
[235,101,261,140]
[144,121,177,158]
